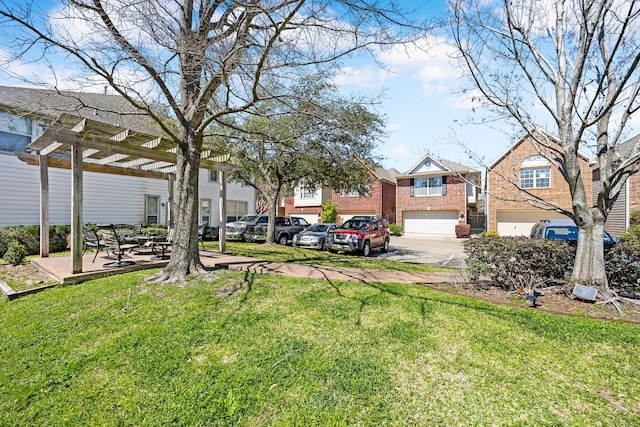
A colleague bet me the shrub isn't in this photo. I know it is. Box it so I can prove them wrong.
[389,223,403,236]
[463,236,574,290]
[321,200,337,224]
[630,210,640,225]
[0,225,71,257]
[481,230,500,238]
[455,223,471,238]
[606,242,640,292]
[620,224,640,244]
[3,242,26,265]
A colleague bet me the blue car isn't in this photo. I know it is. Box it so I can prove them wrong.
[530,219,617,246]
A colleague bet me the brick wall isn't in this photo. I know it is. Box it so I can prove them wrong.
[396,175,467,226]
[283,195,322,218]
[487,137,592,231]
[333,178,382,215]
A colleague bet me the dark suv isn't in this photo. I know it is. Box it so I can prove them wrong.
[327,216,390,256]
[530,219,616,246]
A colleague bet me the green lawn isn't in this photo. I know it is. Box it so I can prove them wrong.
[205,240,456,272]
[1,268,639,425]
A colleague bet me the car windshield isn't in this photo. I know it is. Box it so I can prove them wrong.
[237,215,259,222]
[544,226,577,239]
[308,224,329,232]
[342,219,368,230]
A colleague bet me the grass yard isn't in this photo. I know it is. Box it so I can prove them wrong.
[1,268,639,425]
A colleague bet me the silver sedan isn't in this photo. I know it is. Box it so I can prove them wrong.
[292,223,338,250]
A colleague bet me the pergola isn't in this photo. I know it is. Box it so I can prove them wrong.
[22,113,232,274]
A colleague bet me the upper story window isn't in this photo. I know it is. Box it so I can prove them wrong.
[520,155,551,189]
[0,112,33,153]
[411,176,446,197]
[209,169,218,182]
[300,187,316,198]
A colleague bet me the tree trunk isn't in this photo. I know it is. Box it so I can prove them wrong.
[148,127,206,283]
[572,207,610,295]
[265,194,279,245]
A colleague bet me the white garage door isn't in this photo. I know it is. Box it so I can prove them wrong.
[496,210,566,236]
[403,211,459,236]
[292,213,318,225]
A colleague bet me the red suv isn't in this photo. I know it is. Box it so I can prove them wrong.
[327,216,390,256]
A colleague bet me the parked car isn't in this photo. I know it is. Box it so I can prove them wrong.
[327,215,390,256]
[226,214,268,241]
[246,216,311,245]
[293,223,339,250]
[530,219,617,246]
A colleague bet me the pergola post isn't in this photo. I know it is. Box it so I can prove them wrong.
[39,155,50,257]
[218,170,226,253]
[167,174,175,225]
[71,145,83,273]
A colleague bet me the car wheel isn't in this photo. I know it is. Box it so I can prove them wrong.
[278,235,288,245]
[328,248,337,254]
[382,238,389,253]
[362,240,371,257]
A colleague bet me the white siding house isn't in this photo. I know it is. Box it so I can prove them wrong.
[0,85,255,228]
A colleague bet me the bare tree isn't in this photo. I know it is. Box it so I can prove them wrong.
[450,0,640,292]
[0,0,423,282]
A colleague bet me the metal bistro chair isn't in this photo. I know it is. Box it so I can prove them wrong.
[145,225,174,260]
[98,224,140,268]
[82,227,106,262]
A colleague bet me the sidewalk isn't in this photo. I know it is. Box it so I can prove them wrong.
[31,250,460,286]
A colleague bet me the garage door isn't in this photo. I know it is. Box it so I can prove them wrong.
[291,213,318,225]
[496,210,566,236]
[403,211,459,236]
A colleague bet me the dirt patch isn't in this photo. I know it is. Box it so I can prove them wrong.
[0,262,58,292]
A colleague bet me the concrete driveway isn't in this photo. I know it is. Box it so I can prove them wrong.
[374,235,468,268]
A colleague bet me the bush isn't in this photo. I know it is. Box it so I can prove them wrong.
[463,236,575,290]
[0,225,71,257]
[3,242,26,265]
[321,200,337,224]
[464,236,640,292]
[480,230,500,238]
[606,242,640,292]
[455,223,471,238]
[630,210,640,225]
[620,224,640,244]
[389,223,403,236]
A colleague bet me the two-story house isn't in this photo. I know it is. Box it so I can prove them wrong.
[284,166,399,225]
[591,134,640,237]
[0,85,255,228]
[396,155,480,236]
[486,131,592,236]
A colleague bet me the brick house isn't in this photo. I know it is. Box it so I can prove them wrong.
[487,131,592,236]
[396,155,480,236]
[283,166,399,225]
[592,134,640,237]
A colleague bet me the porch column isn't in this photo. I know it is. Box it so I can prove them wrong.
[71,145,83,273]
[167,174,175,225]
[39,155,50,257]
[218,170,226,253]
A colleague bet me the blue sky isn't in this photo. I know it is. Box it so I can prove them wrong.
[0,0,512,173]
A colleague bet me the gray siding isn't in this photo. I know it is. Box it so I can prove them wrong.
[592,173,628,237]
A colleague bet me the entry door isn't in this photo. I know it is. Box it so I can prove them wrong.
[145,195,160,224]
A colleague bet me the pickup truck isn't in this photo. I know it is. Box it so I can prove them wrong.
[246,216,311,245]
[226,214,268,241]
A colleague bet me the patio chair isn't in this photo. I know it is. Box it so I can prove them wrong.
[98,224,140,268]
[145,225,174,260]
[82,227,106,262]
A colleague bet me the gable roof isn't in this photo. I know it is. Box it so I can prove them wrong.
[0,85,156,134]
[373,166,401,183]
[488,128,591,170]
[397,154,478,178]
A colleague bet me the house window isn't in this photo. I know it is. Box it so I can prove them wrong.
[520,155,551,188]
[340,185,370,197]
[411,176,446,197]
[300,187,316,198]
[0,112,31,152]
[209,170,218,182]
[200,199,211,225]
[145,195,160,224]
[226,200,248,222]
